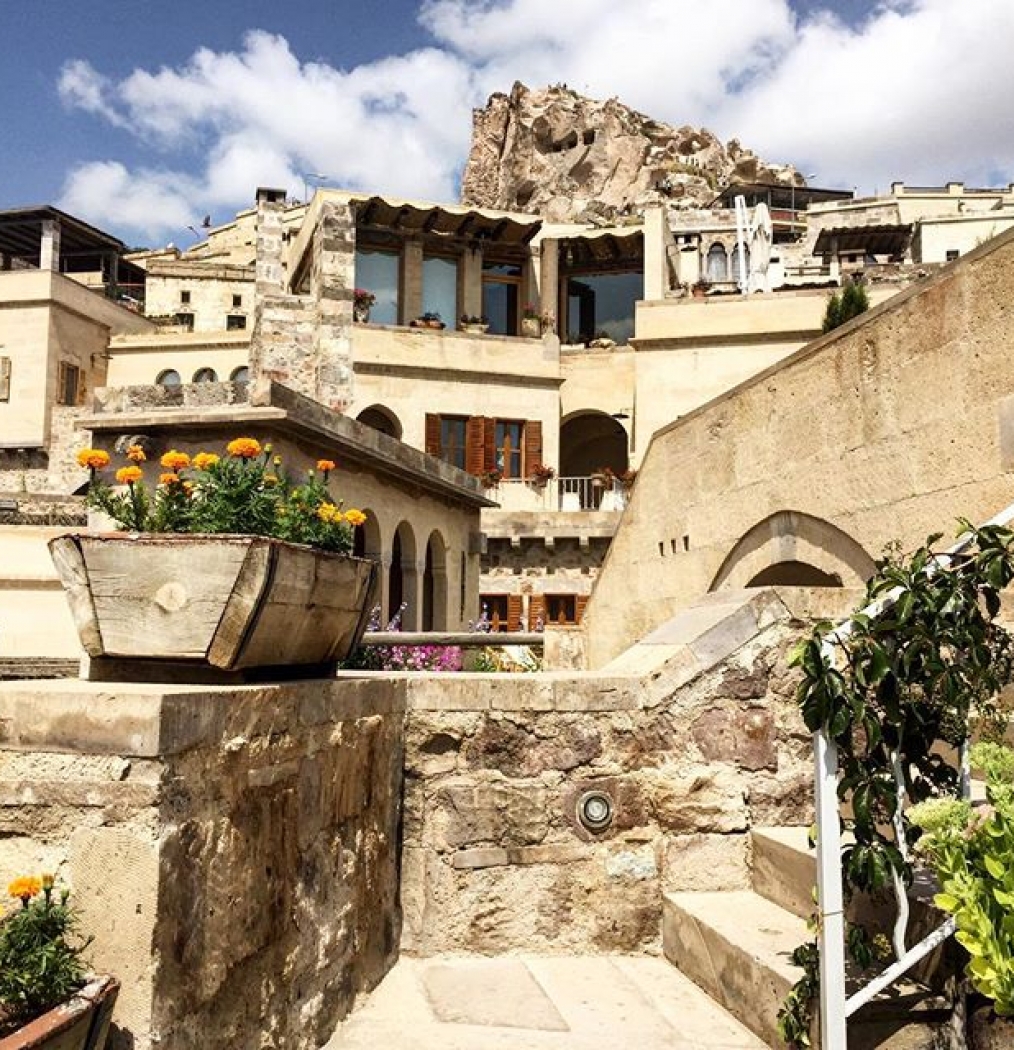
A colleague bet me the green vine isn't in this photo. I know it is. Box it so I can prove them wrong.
[776,522,1014,1046]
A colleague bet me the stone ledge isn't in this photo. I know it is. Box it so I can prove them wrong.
[451,842,593,869]
[405,673,639,712]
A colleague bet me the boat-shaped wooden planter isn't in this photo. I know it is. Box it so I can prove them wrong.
[0,975,119,1050]
[49,534,377,680]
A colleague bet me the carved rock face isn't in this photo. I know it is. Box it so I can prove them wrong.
[461,83,800,223]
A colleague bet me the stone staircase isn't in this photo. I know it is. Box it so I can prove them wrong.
[662,826,956,1049]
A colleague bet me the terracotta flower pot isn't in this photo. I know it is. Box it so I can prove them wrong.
[0,975,119,1050]
[521,317,541,338]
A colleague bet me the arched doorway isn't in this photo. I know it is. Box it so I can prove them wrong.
[560,411,629,477]
[357,404,402,440]
[352,507,380,559]
[747,561,843,587]
[388,521,418,629]
[422,531,448,630]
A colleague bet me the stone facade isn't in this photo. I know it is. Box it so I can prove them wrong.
[398,590,818,956]
[0,678,405,1050]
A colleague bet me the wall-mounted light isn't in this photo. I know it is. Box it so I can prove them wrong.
[577,790,614,833]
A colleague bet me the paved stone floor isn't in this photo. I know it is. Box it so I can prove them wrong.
[326,955,767,1049]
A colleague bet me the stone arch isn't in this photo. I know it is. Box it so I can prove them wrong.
[357,404,402,440]
[560,410,629,478]
[389,520,419,629]
[706,243,729,282]
[352,506,381,560]
[422,530,449,631]
[710,510,875,592]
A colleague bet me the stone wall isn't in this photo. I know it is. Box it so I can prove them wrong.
[399,589,818,956]
[0,677,405,1050]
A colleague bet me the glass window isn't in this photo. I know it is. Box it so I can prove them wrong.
[193,367,218,383]
[354,248,400,325]
[232,294,242,307]
[494,420,523,479]
[230,366,250,385]
[57,362,81,406]
[440,416,467,471]
[481,595,510,632]
[226,314,246,330]
[175,312,195,331]
[422,255,458,325]
[706,244,728,282]
[546,594,577,625]
[482,281,519,336]
[157,369,182,388]
[566,271,641,344]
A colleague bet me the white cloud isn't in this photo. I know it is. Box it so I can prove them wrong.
[56,1,1014,242]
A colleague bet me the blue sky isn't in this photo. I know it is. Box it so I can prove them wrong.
[3,1,1011,245]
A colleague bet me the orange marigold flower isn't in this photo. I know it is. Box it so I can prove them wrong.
[227,437,262,459]
[344,509,367,527]
[115,466,144,485]
[41,873,55,891]
[8,876,41,902]
[316,459,336,473]
[76,448,110,471]
[125,444,147,462]
[160,450,191,471]
[159,472,181,486]
[192,452,219,471]
[317,502,342,524]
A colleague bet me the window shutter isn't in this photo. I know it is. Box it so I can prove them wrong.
[425,413,442,457]
[575,595,589,624]
[507,594,523,632]
[524,420,543,473]
[528,594,546,630]
[483,418,497,473]
[466,416,486,476]
[0,357,10,402]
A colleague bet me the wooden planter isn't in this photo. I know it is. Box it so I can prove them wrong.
[0,976,119,1050]
[50,534,377,679]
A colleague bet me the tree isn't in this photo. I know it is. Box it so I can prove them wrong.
[822,280,870,333]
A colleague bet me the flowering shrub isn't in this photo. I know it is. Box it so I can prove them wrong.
[0,875,89,1034]
[354,288,376,309]
[346,605,464,671]
[77,440,366,554]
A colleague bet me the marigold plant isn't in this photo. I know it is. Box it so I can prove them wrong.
[78,438,366,555]
[0,875,89,1034]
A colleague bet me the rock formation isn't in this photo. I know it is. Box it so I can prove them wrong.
[461,82,802,223]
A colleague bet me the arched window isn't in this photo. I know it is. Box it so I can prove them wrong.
[706,243,729,282]
[230,366,250,385]
[193,367,218,383]
[156,369,182,388]
[731,243,751,284]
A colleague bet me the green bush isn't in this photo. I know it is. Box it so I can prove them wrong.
[822,280,870,333]
[0,876,89,1032]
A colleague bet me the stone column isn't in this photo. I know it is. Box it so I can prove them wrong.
[40,218,61,272]
[400,559,423,631]
[378,553,393,625]
[643,207,668,301]
[538,238,559,335]
[255,187,287,300]
[461,247,483,320]
[312,201,355,411]
[402,239,424,323]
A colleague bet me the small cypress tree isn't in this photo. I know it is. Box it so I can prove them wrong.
[822,281,869,333]
[822,291,842,333]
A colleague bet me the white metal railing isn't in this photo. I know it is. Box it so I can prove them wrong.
[815,499,1014,1048]
[490,476,629,512]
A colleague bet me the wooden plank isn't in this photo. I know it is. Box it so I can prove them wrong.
[207,539,273,669]
[79,536,249,659]
[48,535,104,657]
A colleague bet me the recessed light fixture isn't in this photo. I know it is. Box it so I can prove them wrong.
[577,790,614,833]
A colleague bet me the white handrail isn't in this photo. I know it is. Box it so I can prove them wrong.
[816,498,1014,1050]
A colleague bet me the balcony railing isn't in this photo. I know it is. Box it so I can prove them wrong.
[489,476,629,512]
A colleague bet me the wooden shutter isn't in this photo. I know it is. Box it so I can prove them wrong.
[524,420,543,473]
[0,357,10,402]
[425,413,442,457]
[466,416,486,476]
[507,594,523,632]
[575,595,589,624]
[528,594,546,630]
[483,418,497,473]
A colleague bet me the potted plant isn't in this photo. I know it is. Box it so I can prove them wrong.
[521,304,542,338]
[353,288,376,323]
[590,466,615,489]
[527,462,555,489]
[410,312,445,330]
[692,278,711,299]
[459,314,489,335]
[480,467,503,489]
[620,467,638,491]
[0,874,119,1050]
[52,442,377,678]
[910,743,1014,1049]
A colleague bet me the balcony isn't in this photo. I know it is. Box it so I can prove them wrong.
[487,476,628,513]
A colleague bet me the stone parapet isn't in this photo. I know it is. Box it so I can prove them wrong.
[0,677,406,1050]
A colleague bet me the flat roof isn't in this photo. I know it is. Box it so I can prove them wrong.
[711,182,854,209]
[0,205,128,260]
[814,223,913,256]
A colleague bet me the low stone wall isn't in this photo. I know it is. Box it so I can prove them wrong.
[0,677,405,1050]
[399,593,815,956]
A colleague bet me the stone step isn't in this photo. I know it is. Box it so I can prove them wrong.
[662,890,951,1050]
